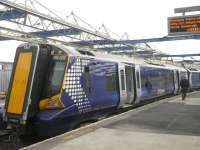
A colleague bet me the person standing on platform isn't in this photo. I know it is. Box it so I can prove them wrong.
[180,77,189,101]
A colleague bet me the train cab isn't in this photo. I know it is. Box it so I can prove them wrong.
[3,43,71,126]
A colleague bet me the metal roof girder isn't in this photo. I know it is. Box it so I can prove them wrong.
[0,0,114,40]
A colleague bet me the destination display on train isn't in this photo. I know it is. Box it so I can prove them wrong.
[168,15,200,35]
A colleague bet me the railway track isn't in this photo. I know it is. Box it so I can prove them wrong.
[0,128,46,150]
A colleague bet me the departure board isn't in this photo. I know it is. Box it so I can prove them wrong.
[168,15,200,35]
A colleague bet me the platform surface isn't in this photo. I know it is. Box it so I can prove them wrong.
[24,92,200,150]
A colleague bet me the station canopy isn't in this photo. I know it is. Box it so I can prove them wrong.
[0,0,199,64]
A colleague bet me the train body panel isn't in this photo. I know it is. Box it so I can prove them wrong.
[34,56,120,136]
[60,56,120,111]
[138,65,174,101]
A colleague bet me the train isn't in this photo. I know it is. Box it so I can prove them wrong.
[2,43,200,137]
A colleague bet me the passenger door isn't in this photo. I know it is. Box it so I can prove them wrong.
[125,65,135,104]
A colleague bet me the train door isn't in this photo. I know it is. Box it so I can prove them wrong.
[173,70,179,94]
[4,44,39,124]
[4,44,52,125]
[135,65,141,103]
[125,65,135,104]
[118,63,127,107]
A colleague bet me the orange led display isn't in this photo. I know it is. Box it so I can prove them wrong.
[168,15,200,35]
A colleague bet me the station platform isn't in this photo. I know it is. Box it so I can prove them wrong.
[23,91,200,150]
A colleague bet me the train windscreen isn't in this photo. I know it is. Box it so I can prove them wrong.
[42,55,66,98]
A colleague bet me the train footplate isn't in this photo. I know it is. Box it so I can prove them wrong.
[3,44,39,125]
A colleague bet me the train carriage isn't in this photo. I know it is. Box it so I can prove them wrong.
[4,43,121,136]
[2,43,200,137]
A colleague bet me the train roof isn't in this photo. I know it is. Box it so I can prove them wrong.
[80,50,188,70]
[55,44,190,70]
[55,44,81,56]
[19,43,198,71]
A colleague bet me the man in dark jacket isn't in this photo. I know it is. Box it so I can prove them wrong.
[180,78,189,101]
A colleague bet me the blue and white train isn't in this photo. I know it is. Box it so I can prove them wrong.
[2,43,200,137]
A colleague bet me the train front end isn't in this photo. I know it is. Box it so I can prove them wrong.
[3,43,69,134]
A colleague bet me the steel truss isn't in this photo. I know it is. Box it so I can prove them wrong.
[0,0,155,55]
[0,0,120,42]
[0,0,199,60]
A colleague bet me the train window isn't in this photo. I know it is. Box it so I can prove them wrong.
[120,70,125,90]
[136,71,140,88]
[125,66,131,92]
[84,66,90,73]
[43,59,66,97]
[106,73,118,91]
[176,71,179,81]
[83,66,91,95]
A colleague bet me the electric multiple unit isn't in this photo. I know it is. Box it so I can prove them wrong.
[3,43,200,137]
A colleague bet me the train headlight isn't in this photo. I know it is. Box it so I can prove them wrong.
[39,94,64,110]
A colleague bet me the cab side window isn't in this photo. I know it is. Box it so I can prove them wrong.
[83,66,91,95]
